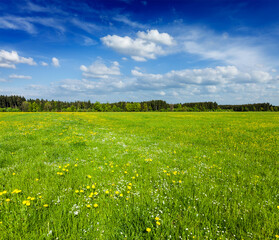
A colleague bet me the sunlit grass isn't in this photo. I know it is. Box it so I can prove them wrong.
[0,112,278,239]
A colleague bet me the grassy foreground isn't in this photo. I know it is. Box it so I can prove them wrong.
[0,112,278,239]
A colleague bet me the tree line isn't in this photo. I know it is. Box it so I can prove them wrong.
[0,95,278,112]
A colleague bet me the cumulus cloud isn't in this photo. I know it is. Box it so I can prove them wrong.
[80,60,121,79]
[52,57,60,67]
[137,29,174,46]
[131,65,274,89]
[101,29,174,61]
[9,74,32,79]
[0,50,36,69]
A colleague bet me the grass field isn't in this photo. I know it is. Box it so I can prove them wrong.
[0,112,278,239]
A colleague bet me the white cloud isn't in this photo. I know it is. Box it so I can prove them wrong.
[80,60,121,79]
[0,16,64,34]
[52,57,60,67]
[101,29,174,61]
[137,29,174,46]
[0,16,36,34]
[9,74,32,79]
[0,78,7,82]
[0,50,36,69]
[131,65,274,89]
[178,27,272,69]
[41,61,48,66]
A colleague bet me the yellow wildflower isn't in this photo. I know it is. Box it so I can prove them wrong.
[43,204,48,208]
[93,203,98,208]
[146,228,151,232]
[156,221,161,226]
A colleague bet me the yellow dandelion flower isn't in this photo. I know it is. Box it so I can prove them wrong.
[277,206,279,209]
[179,180,182,183]
[27,196,31,200]
[80,190,84,193]
[127,186,131,190]
[115,191,119,195]
[0,221,2,224]
[156,221,161,226]
[6,199,11,202]
[93,203,98,208]
[146,228,151,232]
[75,190,79,193]
[30,197,35,201]
[155,217,160,221]
[26,201,31,206]
[86,205,91,208]
[127,191,130,194]
[43,204,48,208]
[35,178,39,181]
[276,235,279,238]
[86,186,90,189]
[105,190,109,194]
[120,194,123,197]
[126,198,129,201]
[12,173,16,176]
[92,185,96,189]
[74,164,78,167]
[87,175,92,179]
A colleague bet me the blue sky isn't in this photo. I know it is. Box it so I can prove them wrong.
[0,0,278,104]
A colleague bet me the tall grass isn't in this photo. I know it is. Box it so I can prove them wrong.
[0,112,278,239]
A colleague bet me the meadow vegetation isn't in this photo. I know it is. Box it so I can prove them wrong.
[0,112,278,239]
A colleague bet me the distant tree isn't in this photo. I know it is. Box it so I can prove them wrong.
[44,101,52,111]
[22,101,30,112]
[134,102,141,112]
[32,102,40,112]
[126,103,133,112]
[143,103,148,112]
[93,101,103,112]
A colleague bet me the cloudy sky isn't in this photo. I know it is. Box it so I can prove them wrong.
[0,0,278,104]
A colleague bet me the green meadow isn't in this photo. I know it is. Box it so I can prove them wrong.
[0,112,278,239]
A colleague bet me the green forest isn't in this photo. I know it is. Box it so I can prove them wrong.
[0,95,278,112]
